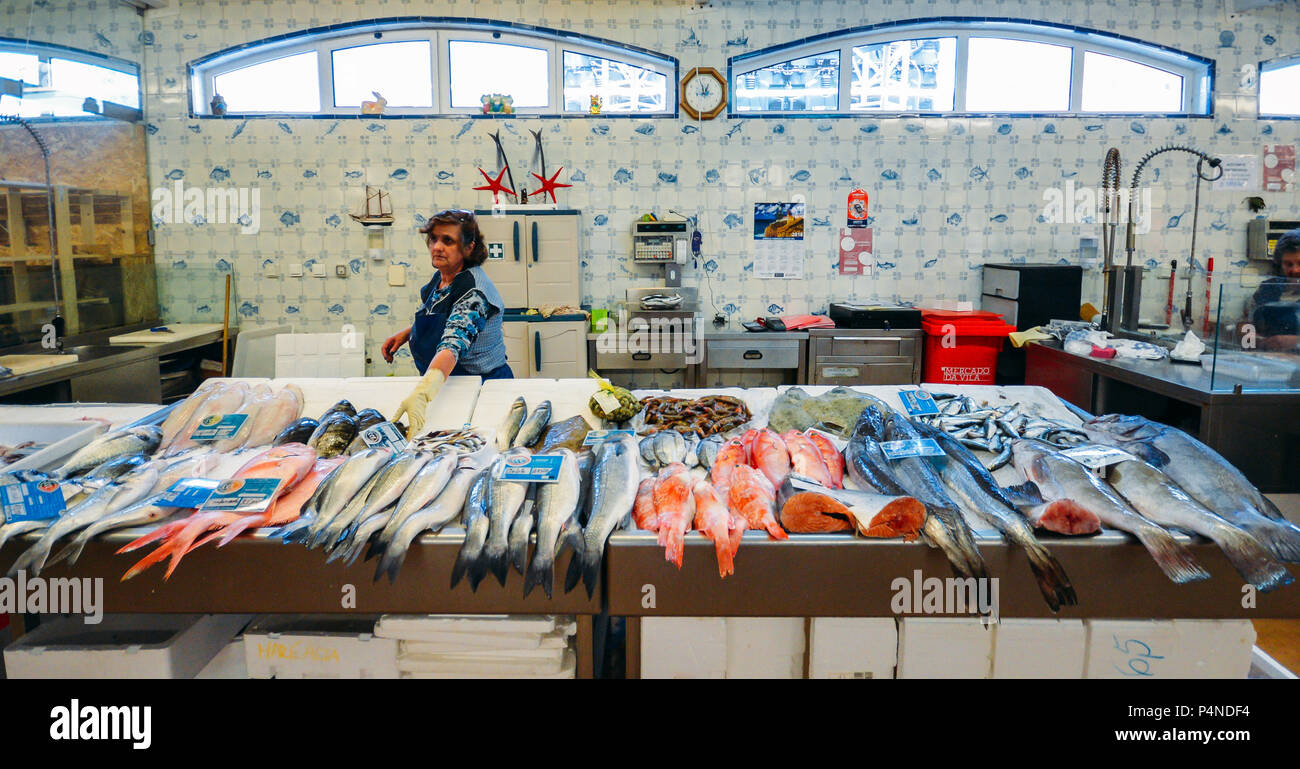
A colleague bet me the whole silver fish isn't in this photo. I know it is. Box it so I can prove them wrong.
[696,436,724,470]
[377,462,480,583]
[1085,414,1300,563]
[8,465,160,577]
[566,436,638,597]
[496,397,528,451]
[1011,439,1210,584]
[480,448,530,586]
[508,500,536,576]
[375,452,458,549]
[914,420,1076,612]
[451,462,496,590]
[0,519,52,552]
[524,449,583,599]
[319,450,435,551]
[52,426,162,481]
[512,400,551,449]
[1107,458,1292,592]
[300,448,393,546]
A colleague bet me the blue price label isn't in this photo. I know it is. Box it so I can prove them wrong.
[498,454,562,483]
[583,429,635,446]
[1,480,66,523]
[191,413,249,442]
[881,439,944,460]
[200,477,284,512]
[361,422,408,451]
[161,478,222,508]
[899,390,940,416]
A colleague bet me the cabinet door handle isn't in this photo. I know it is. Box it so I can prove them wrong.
[531,222,539,263]
[512,221,520,261]
[632,352,651,361]
[743,350,763,360]
[534,331,541,372]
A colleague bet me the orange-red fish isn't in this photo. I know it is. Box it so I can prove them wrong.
[654,465,696,568]
[632,477,659,531]
[804,430,844,489]
[728,464,787,540]
[781,430,832,487]
[710,439,747,498]
[692,480,741,578]
[751,429,791,490]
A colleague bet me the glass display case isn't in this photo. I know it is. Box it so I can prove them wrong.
[1204,277,1300,392]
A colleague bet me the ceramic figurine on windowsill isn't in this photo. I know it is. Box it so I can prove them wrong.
[480,93,514,114]
[589,94,602,114]
[361,91,387,115]
[209,94,226,116]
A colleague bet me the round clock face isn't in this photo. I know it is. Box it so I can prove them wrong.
[684,72,725,115]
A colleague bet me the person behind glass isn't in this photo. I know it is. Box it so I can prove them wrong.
[385,209,513,434]
[1242,228,1300,353]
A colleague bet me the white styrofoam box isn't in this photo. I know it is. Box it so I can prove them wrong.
[809,617,898,679]
[470,378,601,431]
[641,617,727,679]
[399,650,577,678]
[259,376,480,427]
[242,615,398,679]
[195,638,248,679]
[4,614,251,679]
[375,614,569,640]
[897,618,994,679]
[273,333,366,378]
[231,323,293,378]
[0,420,107,473]
[1084,620,1254,679]
[725,617,806,679]
[992,619,1086,679]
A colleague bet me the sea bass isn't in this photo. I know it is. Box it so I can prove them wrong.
[566,436,639,597]
[513,400,551,449]
[480,448,530,586]
[1011,439,1210,584]
[376,460,479,583]
[1107,458,1292,592]
[496,397,527,451]
[53,426,163,480]
[524,449,584,598]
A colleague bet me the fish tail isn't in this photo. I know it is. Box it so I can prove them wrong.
[522,549,553,599]
[481,545,510,587]
[46,538,84,569]
[727,520,746,567]
[1135,528,1211,584]
[449,547,473,590]
[563,550,583,595]
[923,515,980,580]
[575,538,602,598]
[376,545,406,585]
[1210,525,1295,592]
[712,533,735,578]
[121,541,177,581]
[276,518,313,544]
[664,526,685,569]
[340,538,369,568]
[1019,537,1078,611]
[7,544,46,579]
[116,520,187,554]
[763,517,789,541]
[1238,519,1300,564]
[509,537,531,577]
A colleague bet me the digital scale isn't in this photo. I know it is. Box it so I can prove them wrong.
[632,220,690,286]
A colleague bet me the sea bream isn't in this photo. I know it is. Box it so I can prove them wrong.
[524,449,585,598]
[1106,458,1292,592]
[1010,439,1210,584]
[1084,414,1300,563]
[51,426,163,481]
[566,436,639,597]
[912,420,1078,612]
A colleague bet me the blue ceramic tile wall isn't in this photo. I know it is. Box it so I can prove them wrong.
[5,0,1299,375]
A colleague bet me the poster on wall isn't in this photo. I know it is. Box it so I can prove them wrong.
[838,227,874,276]
[1263,145,1295,192]
[753,202,805,280]
[1211,155,1260,191]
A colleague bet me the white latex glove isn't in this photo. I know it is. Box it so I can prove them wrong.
[393,368,446,438]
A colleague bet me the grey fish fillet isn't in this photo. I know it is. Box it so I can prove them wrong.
[524,449,583,599]
[1107,458,1292,592]
[1011,439,1210,584]
[377,462,479,583]
[566,436,638,597]
[881,413,989,581]
[451,462,495,590]
[496,397,528,451]
[512,400,551,449]
[1085,414,1300,563]
[914,420,1077,611]
[480,448,530,586]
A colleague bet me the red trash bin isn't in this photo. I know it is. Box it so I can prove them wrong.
[920,309,1016,385]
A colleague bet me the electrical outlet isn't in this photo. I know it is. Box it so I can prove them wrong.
[335,264,347,278]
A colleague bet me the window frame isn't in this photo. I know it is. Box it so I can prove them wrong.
[727,18,1213,118]
[0,37,141,121]
[1258,54,1300,120]
[188,19,677,119]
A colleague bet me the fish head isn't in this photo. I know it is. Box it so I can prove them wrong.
[1009,439,1053,476]
[852,406,888,442]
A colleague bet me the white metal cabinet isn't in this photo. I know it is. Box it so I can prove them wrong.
[505,319,588,379]
[476,211,581,310]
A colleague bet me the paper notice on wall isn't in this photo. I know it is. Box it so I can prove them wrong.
[1263,145,1295,192]
[838,227,874,276]
[1212,154,1260,191]
[753,202,805,279]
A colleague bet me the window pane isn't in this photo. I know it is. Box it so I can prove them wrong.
[1260,60,1300,116]
[562,51,667,112]
[851,37,956,111]
[734,51,839,112]
[1081,52,1182,112]
[213,51,320,112]
[448,40,549,109]
[966,38,1072,111]
[51,58,139,108]
[332,40,432,108]
[0,51,40,84]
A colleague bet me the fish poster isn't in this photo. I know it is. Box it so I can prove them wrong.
[753,202,805,280]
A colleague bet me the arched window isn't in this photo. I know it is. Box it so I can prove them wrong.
[728,19,1212,117]
[0,38,141,119]
[1259,55,1300,118]
[188,19,676,117]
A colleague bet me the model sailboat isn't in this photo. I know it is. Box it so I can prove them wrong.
[350,185,394,226]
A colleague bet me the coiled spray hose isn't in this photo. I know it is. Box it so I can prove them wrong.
[1124,144,1222,268]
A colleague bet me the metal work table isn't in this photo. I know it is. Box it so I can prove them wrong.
[0,529,601,679]
[1026,340,1300,492]
[587,325,810,387]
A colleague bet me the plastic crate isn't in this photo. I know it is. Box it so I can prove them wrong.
[920,309,1015,386]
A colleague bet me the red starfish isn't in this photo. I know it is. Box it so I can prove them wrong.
[529,166,573,204]
[473,167,515,202]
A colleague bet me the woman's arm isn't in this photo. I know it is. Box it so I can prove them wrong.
[434,287,491,374]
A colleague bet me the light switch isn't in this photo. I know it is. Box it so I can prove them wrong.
[288,263,303,277]
[387,265,406,286]
[311,263,327,278]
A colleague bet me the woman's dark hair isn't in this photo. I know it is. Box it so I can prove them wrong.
[419,209,488,267]
[1274,228,1300,270]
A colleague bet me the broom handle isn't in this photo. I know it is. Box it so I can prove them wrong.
[222,274,231,376]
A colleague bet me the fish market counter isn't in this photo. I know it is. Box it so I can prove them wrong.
[1025,340,1300,492]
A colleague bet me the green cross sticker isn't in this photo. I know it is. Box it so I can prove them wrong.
[488,242,505,260]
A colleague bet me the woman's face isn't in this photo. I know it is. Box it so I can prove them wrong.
[1281,252,1300,280]
[427,222,471,274]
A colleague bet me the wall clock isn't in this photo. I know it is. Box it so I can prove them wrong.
[680,66,727,120]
